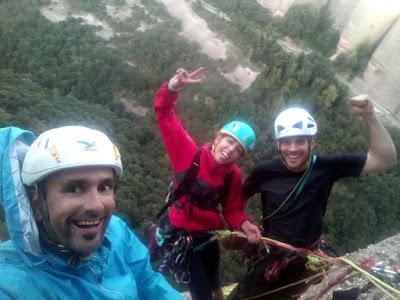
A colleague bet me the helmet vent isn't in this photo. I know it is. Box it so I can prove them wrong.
[293,121,303,129]
[44,138,50,149]
[274,107,318,140]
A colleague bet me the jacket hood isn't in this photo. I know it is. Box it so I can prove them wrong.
[0,127,43,262]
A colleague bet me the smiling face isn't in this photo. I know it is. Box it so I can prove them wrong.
[40,167,116,256]
[212,134,244,165]
[278,136,315,172]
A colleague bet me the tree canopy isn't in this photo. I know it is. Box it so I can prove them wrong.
[0,0,399,287]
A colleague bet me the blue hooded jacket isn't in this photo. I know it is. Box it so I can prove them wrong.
[0,127,182,300]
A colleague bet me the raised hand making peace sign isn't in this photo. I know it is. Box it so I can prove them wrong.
[168,67,204,91]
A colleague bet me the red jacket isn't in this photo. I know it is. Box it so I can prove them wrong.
[154,82,249,232]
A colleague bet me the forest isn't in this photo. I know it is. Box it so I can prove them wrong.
[0,0,399,287]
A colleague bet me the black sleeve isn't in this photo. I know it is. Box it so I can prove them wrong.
[325,153,367,180]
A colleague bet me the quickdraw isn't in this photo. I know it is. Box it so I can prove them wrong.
[159,230,193,283]
[157,229,218,284]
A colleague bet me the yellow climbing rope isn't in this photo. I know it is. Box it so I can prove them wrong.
[216,230,400,299]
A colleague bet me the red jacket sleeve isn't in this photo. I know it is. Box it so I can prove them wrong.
[221,165,250,230]
[154,82,198,172]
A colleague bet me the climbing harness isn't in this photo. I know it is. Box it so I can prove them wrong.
[144,150,201,261]
[146,147,233,283]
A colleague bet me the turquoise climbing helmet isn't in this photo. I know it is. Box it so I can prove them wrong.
[219,120,256,154]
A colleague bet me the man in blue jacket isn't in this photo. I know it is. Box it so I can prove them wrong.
[0,125,181,300]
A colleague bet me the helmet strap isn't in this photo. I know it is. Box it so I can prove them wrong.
[34,185,58,241]
[34,184,75,257]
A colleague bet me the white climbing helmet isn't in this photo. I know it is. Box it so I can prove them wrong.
[21,126,123,186]
[274,107,318,140]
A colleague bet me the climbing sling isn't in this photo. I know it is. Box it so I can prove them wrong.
[263,154,317,220]
[144,150,201,262]
[147,149,233,283]
[155,149,202,221]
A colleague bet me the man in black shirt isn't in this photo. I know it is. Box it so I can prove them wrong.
[228,95,396,299]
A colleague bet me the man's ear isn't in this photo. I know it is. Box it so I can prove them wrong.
[29,189,43,221]
[308,137,315,152]
[309,138,316,151]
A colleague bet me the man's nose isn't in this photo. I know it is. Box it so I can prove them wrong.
[288,141,297,151]
[84,188,104,212]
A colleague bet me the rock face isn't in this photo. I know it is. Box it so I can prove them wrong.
[156,0,229,60]
[257,0,400,121]
[329,0,400,121]
[300,234,400,300]
[330,0,400,55]
[327,0,359,32]
[351,16,400,118]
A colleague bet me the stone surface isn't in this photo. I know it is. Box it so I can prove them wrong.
[300,234,400,300]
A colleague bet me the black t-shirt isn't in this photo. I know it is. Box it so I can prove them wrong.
[243,153,367,247]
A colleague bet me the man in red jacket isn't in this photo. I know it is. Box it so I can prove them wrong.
[154,67,261,300]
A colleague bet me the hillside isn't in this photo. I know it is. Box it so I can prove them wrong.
[41,0,400,120]
[0,0,399,291]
